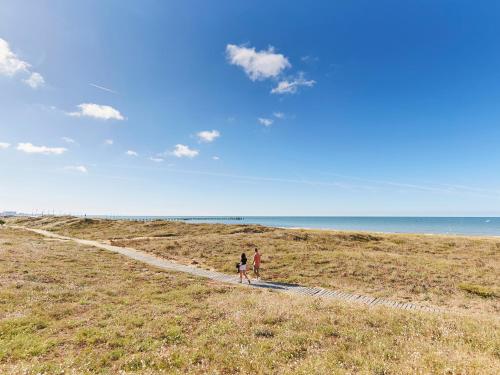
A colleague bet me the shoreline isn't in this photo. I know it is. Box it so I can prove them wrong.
[279,226,500,239]
[100,216,500,238]
[2,223,498,373]
[9,214,500,239]
[7,215,499,316]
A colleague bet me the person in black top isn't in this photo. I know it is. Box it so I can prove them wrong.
[238,253,251,284]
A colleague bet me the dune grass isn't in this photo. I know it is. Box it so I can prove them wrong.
[459,283,498,298]
[0,225,499,374]
[10,216,500,315]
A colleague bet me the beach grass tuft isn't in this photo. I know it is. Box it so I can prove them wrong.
[459,283,498,298]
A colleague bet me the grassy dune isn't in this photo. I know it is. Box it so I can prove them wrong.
[0,225,499,374]
[10,216,500,315]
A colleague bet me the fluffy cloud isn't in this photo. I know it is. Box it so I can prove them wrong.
[197,129,220,143]
[149,156,164,162]
[65,165,88,173]
[273,112,285,119]
[271,74,316,94]
[104,139,114,145]
[0,142,10,149]
[258,117,273,127]
[24,72,44,88]
[226,44,290,81]
[126,150,138,156]
[61,137,76,144]
[16,142,67,155]
[172,144,199,158]
[0,38,44,88]
[68,103,125,121]
[212,156,220,161]
[0,38,30,75]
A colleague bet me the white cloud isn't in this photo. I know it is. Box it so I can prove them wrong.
[226,44,291,81]
[61,137,76,144]
[273,112,285,119]
[149,156,164,162]
[68,103,125,120]
[0,142,10,149]
[104,139,114,145]
[226,43,316,96]
[65,165,87,173]
[126,150,138,156]
[16,142,67,155]
[258,117,273,127]
[271,74,316,94]
[0,38,44,89]
[0,38,29,76]
[23,72,44,89]
[172,144,199,158]
[212,156,220,161]
[197,129,220,143]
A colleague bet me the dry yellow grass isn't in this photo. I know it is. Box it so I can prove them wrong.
[10,216,499,315]
[0,225,499,374]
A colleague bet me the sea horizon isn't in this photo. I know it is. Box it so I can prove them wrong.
[75,215,500,237]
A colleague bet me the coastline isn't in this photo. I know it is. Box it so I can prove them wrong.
[6,215,500,316]
[280,226,500,240]
[2,223,498,373]
[8,214,500,238]
[100,216,500,237]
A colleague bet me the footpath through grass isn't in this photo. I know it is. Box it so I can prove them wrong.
[0,225,499,374]
[10,216,500,315]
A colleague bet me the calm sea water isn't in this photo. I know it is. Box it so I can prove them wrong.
[100,216,500,236]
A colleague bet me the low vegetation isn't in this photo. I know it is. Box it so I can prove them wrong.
[460,283,498,298]
[0,226,499,373]
[9,216,500,315]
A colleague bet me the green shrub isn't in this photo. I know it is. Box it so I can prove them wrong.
[459,283,497,298]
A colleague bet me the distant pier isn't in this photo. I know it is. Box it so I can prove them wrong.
[166,217,244,221]
[101,216,245,222]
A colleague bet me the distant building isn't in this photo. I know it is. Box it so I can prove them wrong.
[0,211,17,217]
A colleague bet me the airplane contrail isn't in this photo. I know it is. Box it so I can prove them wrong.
[89,83,118,94]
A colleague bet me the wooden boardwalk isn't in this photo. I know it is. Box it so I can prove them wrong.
[15,226,445,314]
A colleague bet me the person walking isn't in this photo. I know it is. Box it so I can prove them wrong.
[253,248,261,279]
[238,253,251,284]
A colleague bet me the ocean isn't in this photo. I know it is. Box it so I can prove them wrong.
[98,216,500,236]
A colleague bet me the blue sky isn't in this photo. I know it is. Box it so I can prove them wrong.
[1,0,500,216]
